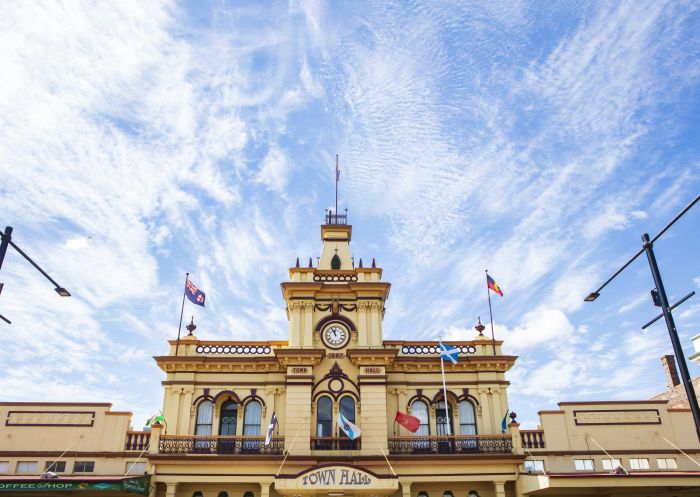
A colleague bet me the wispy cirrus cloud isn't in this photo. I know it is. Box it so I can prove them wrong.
[0,0,698,429]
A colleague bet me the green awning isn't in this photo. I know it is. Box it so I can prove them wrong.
[0,476,150,495]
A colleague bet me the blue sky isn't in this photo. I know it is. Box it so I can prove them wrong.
[0,0,699,429]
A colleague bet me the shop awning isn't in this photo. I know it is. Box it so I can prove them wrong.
[0,475,150,495]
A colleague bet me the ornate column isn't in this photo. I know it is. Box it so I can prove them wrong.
[165,483,177,497]
[288,302,302,346]
[493,481,506,497]
[302,301,314,347]
[357,302,370,347]
[478,388,493,434]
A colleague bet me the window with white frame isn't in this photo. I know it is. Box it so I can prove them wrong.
[0,462,9,473]
[44,461,66,472]
[601,458,621,470]
[574,459,594,471]
[523,460,545,473]
[16,461,37,473]
[125,462,147,474]
[73,461,94,473]
[657,458,677,469]
[629,458,649,470]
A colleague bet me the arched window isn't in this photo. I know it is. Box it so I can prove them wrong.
[411,400,430,436]
[243,401,262,436]
[219,401,238,435]
[331,253,341,269]
[195,400,213,436]
[436,400,454,436]
[458,400,477,435]
[339,397,355,437]
[316,396,333,437]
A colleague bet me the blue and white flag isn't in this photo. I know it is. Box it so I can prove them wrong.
[265,412,277,446]
[439,340,459,364]
[185,278,206,307]
[338,412,361,440]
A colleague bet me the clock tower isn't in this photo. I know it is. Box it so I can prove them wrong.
[281,210,390,349]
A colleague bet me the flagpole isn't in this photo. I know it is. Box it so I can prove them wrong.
[439,336,452,436]
[275,427,300,476]
[175,272,189,356]
[335,154,339,219]
[372,433,396,476]
[485,269,496,355]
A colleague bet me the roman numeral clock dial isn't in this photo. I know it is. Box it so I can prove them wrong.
[322,325,349,349]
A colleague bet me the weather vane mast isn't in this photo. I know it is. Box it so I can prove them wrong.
[335,154,340,218]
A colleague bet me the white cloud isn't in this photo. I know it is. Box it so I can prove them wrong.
[255,146,292,193]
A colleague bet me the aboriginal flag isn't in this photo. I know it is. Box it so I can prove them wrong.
[487,274,503,297]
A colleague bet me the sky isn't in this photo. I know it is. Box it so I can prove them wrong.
[0,0,699,429]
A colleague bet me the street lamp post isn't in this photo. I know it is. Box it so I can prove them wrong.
[584,194,700,441]
[0,225,71,324]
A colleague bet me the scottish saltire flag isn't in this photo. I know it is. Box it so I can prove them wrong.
[338,412,361,440]
[501,410,510,433]
[439,340,459,364]
[265,412,277,446]
[185,279,206,307]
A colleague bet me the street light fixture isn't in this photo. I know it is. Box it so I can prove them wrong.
[0,225,71,324]
[584,194,700,440]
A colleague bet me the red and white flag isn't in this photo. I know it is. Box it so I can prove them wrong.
[394,410,421,433]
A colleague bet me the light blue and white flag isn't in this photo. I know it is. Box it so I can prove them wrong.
[338,412,361,440]
[265,412,277,446]
[439,340,459,365]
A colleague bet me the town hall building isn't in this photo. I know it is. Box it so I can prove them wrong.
[1,212,699,497]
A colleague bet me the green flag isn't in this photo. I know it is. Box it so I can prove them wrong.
[146,414,164,426]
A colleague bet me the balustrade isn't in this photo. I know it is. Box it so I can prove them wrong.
[159,435,284,455]
[311,437,360,450]
[520,430,545,449]
[388,435,512,455]
[125,431,150,451]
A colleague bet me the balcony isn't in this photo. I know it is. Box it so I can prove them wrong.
[311,436,360,450]
[325,211,347,225]
[125,431,150,451]
[388,435,513,455]
[158,435,284,455]
[520,430,545,449]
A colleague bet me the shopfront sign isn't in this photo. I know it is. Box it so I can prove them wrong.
[0,476,150,495]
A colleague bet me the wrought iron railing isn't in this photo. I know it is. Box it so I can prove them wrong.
[159,435,284,455]
[311,436,360,450]
[388,435,512,455]
[125,431,150,451]
[520,430,545,449]
[325,211,347,225]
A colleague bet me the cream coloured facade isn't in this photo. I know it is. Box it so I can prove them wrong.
[1,213,700,497]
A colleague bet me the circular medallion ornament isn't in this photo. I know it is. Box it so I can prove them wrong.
[322,324,350,349]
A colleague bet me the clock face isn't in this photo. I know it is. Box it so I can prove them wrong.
[323,325,349,349]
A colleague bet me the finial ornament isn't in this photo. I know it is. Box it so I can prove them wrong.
[295,257,300,268]
[358,258,363,268]
[186,316,197,336]
[371,258,376,268]
[475,317,485,337]
[308,257,313,268]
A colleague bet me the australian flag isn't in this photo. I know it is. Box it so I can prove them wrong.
[185,278,206,307]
